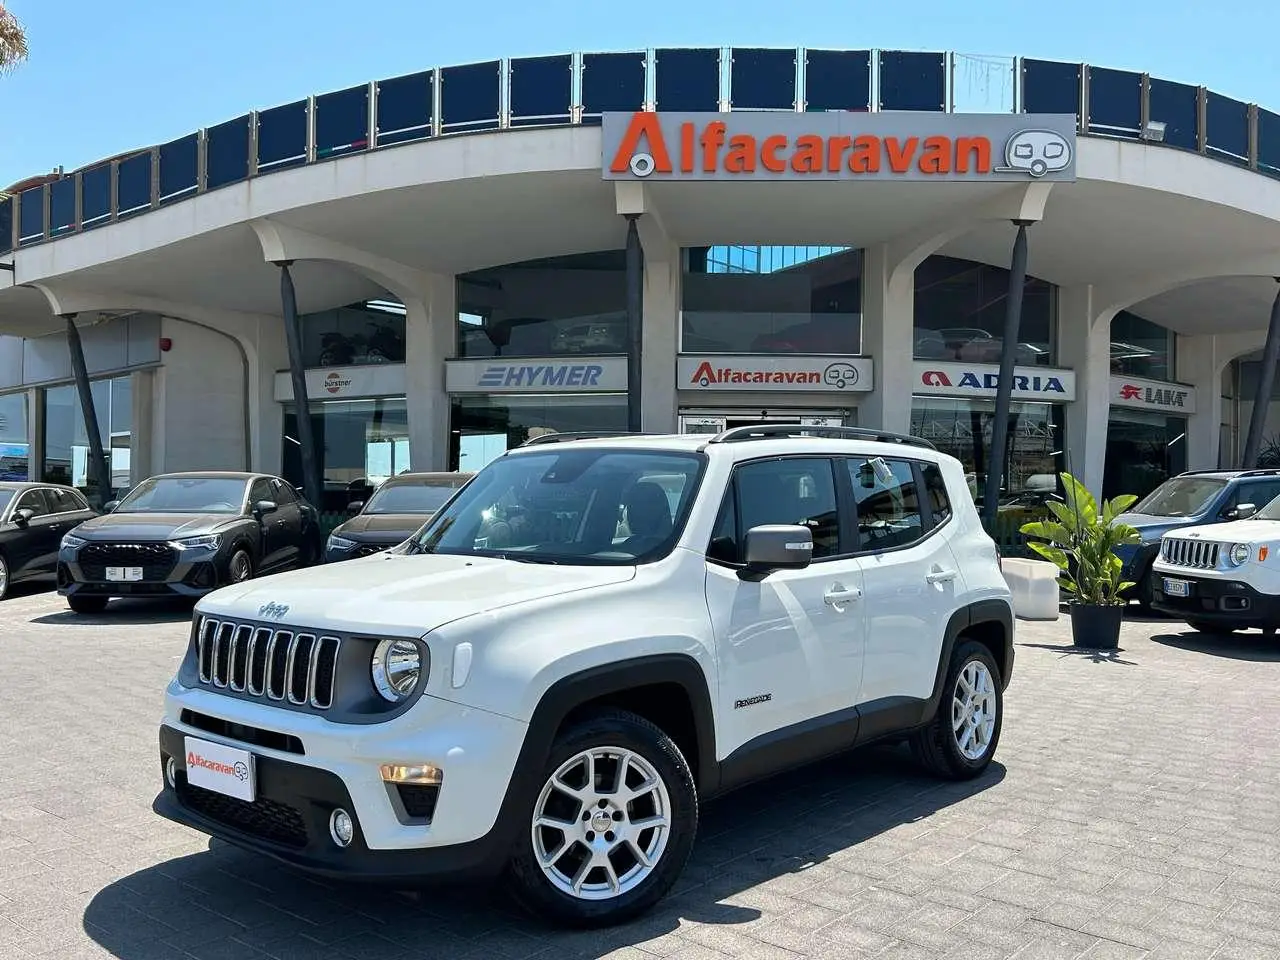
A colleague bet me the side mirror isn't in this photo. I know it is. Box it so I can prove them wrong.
[102,500,119,514]
[346,501,365,515]
[12,508,34,526]
[1233,503,1258,520]
[253,499,279,517]
[740,524,813,580]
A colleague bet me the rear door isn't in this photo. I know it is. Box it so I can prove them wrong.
[704,456,866,757]
[249,478,287,569]
[850,457,962,706]
[269,479,306,566]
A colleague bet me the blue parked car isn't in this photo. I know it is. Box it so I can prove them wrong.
[1116,469,1280,608]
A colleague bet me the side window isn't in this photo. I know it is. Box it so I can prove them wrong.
[921,463,952,526]
[14,489,50,518]
[248,479,274,506]
[47,488,85,514]
[272,479,298,505]
[1242,481,1280,513]
[848,457,924,550]
[735,458,840,559]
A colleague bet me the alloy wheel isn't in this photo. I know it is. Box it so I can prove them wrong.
[229,552,252,583]
[952,660,997,761]
[0,555,8,599]
[530,746,672,901]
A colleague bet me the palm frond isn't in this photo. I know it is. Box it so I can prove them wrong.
[0,5,29,72]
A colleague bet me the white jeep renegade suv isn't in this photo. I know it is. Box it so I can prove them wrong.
[153,426,1014,926]
[1151,494,1280,633]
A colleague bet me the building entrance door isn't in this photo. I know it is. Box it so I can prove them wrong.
[678,410,853,436]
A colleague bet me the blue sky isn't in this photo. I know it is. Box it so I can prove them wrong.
[2,0,1277,186]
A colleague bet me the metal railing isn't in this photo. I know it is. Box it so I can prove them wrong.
[3,47,1278,256]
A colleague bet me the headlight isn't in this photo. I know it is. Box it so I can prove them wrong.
[327,535,357,551]
[61,533,87,550]
[1230,543,1251,566]
[173,534,221,551]
[371,639,424,703]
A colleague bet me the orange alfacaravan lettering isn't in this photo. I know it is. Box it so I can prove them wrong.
[609,112,673,174]
[884,137,919,173]
[760,135,787,172]
[725,134,756,173]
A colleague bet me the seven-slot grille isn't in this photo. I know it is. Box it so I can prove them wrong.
[196,617,340,709]
[1161,537,1222,569]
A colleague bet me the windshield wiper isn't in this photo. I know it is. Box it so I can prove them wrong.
[497,554,559,564]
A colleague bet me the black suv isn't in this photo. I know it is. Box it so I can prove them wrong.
[1117,469,1280,607]
[57,472,323,613]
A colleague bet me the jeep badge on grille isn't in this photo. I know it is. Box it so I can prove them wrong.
[258,601,290,620]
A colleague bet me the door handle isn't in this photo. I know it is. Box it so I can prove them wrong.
[824,584,862,606]
[926,568,958,584]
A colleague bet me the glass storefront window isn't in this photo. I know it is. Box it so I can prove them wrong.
[0,391,29,481]
[449,394,628,471]
[1110,310,1175,381]
[914,255,1056,366]
[282,398,410,514]
[456,251,627,359]
[302,299,407,367]
[681,246,862,354]
[42,376,132,500]
[910,397,1065,552]
[1104,410,1188,501]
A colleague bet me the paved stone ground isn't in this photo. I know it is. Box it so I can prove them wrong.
[1,586,1279,960]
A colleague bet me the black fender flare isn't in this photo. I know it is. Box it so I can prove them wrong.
[923,599,1014,721]
[487,653,718,848]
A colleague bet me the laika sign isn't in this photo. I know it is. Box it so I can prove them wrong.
[1110,375,1196,414]
[602,111,1077,183]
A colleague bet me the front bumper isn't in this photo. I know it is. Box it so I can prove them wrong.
[154,683,528,881]
[1150,570,1280,625]
[59,542,227,598]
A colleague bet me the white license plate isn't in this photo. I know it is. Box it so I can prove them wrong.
[106,566,143,582]
[183,736,256,802]
[1163,577,1191,598]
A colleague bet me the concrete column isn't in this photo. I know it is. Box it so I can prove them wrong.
[641,244,679,433]
[1057,285,1112,497]
[1177,334,1225,471]
[129,368,154,486]
[859,243,915,434]
[26,386,43,483]
[404,272,455,472]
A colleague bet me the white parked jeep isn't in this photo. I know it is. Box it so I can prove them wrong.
[153,426,1014,926]
[1151,498,1280,633]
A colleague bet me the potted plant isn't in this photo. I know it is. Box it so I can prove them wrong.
[1019,472,1140,650]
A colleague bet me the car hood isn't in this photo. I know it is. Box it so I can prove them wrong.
[73,512,237,540]
[1163,518,1280,543]
[196,552,637,636]
[1116,512,1204,542]
[331,513,432,541]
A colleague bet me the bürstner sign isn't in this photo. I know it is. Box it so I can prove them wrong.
[913,361,1076,401]
[602,112,1077,182]
[1110,375,1197,414]
[445,357,628,393]
[679,356,874,392]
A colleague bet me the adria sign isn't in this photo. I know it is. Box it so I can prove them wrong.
[602,111,1077,183]
[678,355,874,392]
[1110,375,1197,414]
[913,361,1076,401]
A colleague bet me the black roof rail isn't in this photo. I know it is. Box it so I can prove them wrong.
[518,431,647,447]
[704,424,937,450]
[1239,468,1280,477]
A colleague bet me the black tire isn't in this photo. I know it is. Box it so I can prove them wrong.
[1135,567,1156,611]
[67,594,108,614]
[911,639,1004,780]
[505,709,698,928]
[0,551,9,601]
[225,548,254,586]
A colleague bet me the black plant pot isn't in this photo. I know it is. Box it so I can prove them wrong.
[1069,603,1124,650]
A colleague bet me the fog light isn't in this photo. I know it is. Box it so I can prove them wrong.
[379,763,443,785]
[329,808,354,848]
[165,756,177,789]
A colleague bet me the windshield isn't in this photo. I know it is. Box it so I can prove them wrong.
[364,480,464,515]
[1131,477,1226,518]
[408,449,704,564]
[115,477,248,514]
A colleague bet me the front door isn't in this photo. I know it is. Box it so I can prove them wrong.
[8,488,62,579]
[704,456,866,757]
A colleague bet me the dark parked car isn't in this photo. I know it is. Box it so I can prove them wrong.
[0,482,97,600]
[325,471,473,562]
[57,471,323,613]
[1115,468,1280,607]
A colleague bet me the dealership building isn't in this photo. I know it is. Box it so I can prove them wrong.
[4,47,1280,533]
